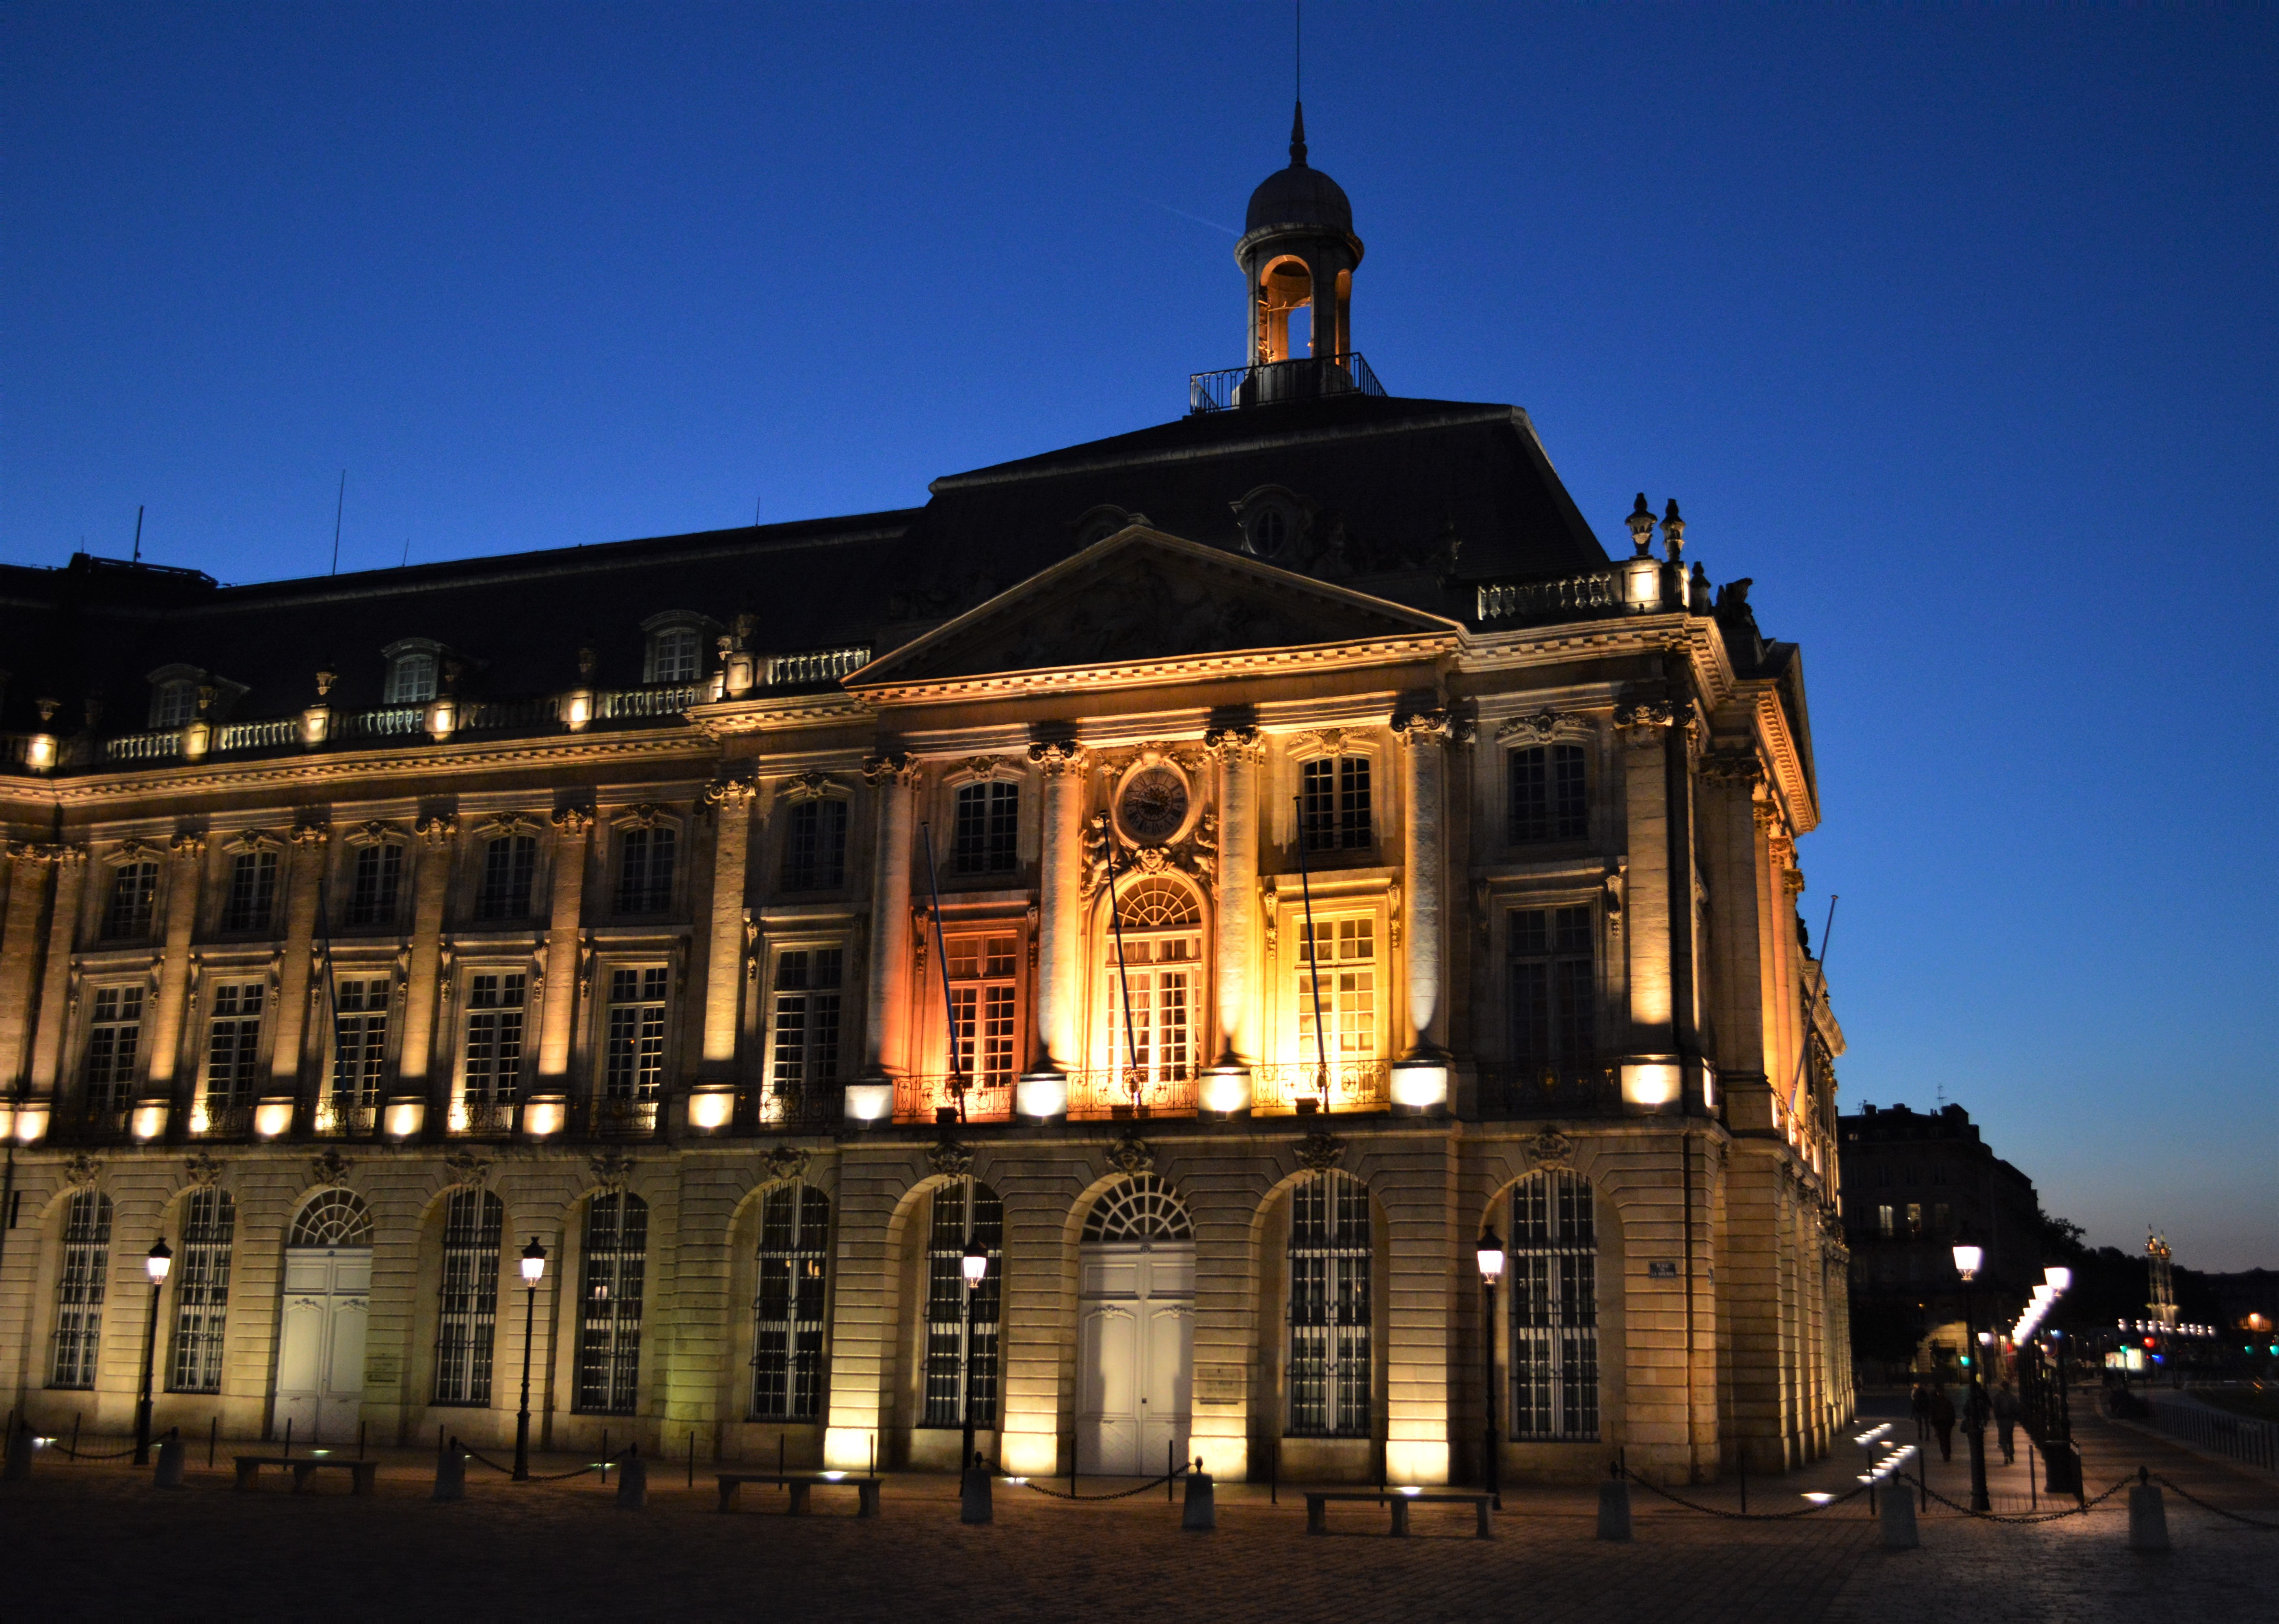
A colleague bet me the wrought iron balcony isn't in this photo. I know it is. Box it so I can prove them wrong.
[1475,1062,1622,1119]
[590,1095,660,1138]
[1188,352,1385,415]
[733,1084,845,1132]
[1249,1061,1391,1116]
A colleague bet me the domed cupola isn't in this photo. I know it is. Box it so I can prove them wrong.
[1236,102,1364,370]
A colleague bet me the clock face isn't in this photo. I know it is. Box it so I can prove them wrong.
[1117,766,1189,842]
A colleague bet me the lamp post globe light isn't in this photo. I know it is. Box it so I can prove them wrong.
[134,1238,173,1466]
[514,1237,547,1482]
[1476,1227,1504,1510]
[960,1236,989,1474]
[1951,1240,1991,1512]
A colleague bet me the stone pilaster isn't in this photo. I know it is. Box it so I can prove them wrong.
[146,834,204,1099]
[697,775,757,1080]
[1203,727,1262,1063]
[1025,741,1087,1073]
[538,808,591,1084]
[0,846,60,1093]
[268,823,329,1096]
[860,754,918,1079]
[1393,710,1451,1057]
[397,813,458,1083]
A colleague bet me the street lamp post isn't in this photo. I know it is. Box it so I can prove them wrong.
[959,1236,989,1475]
[514,1237,547,1482]
[134,1239,173,1466]
[1951,1241,1991,1512]
[1477,1227,1504,1510]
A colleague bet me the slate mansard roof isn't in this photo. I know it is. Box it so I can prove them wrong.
[0,392,1616,734]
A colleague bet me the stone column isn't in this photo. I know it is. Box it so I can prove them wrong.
[0,844,54,1094]
[697,773,757,1083]
[860,753,917,1079]
[536,808,592,1084]
[1393,710,1451,1058]
[1203,727,1262,1063]
[267,824,330,1101]
[1615,702,1678,1105]
[1026,741,1087,1072]
[24,847,86,1107]
[397,813,460,1084]
[1698,751,1767,1123]
[146,834,205,1103]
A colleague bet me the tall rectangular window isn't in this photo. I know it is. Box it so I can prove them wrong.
[83,986,145,1115]
[328,977,389,1124]
[203,983,265,1116]
[1300,756,1372,852]
[614,825,676,914]
[1510,1170,1599,1441]
[1510,906,1596,1072]
[750,1182,830,1421]
[1877,1204,1894,1238]
[433,1188,503,1406]
[346,843,403,926]
[953,782,1020,875]
[604,967,670,1100]
[769,949,843,1091]
[1509,743,1588,843]
[222,850,278,932]
[475,835,538,921]
[50,1190,111,1390]
[1287,1169,1370,1438]
[167,1188,234,1395]
[948,935,1020,1085]
[462,973,526,1112]
[648,626,702,685]
[781,799,848,891]
[1297,917,1377,1076]
[103,862,159,939]
[922,1178,1002,1428]
[575,1192,646,1415]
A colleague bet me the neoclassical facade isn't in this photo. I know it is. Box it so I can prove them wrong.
[0,119,1851,1485]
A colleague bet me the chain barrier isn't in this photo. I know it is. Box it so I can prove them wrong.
[1915,1475,2132,1524]
[1016,1464,1191,1502]
[1615,1465,1871,1520]
[2150,1473,2279,1531]
[457,1440,637,1483]
[48,1439,141,1462]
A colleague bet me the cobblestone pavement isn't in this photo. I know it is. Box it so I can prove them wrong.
[4,1408,2268,1623]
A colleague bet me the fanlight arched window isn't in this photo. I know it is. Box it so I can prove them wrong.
[1082,1174,1194,1244]
[434,1188,504,1407]
[289,1189,374,1248]
[1104,877,1202,1095]
[1508,1169,1599,1441]
[1114,876,1199,929]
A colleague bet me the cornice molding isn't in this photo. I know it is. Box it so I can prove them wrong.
[852,632,1459,708]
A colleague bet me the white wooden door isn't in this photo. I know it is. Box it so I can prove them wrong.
[275,1246,372,1443]
[1077,1243,1193,1476]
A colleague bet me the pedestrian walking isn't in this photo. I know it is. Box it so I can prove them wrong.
[1993,1382,2019,1464]
[1929,1387,1956,1462]
[1910,1383,1931,1440]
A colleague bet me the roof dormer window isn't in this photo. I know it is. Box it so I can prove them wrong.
[639,612,720,686]
[152,678,199,729]
[380,640,445,705]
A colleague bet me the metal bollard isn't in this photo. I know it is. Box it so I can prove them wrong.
[1879,1478,1919,1548]
[1182,1460,1216,1531]
[1596,1467,1633,1542]
[616,1445,647,1509]
[3,1416,32,1482]
[432,1441,467,1502]
[2127,1470,2168,1552]
[959,1453,993,1525]
[153,1432,186,1490]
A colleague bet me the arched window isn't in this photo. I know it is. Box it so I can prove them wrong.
[151,678,200,729]
[1287,1168,1369,1438]
[1082,1174,1193,1244]
[576,1192,647,1415]
[750,1182,830,1421]
[50,1189,112,1389]
[289,1189,374,1248]
[1509,1170,1599,1441]
[922,1178,1002,1429]
[168,1188,234,1394]
[385,650,439,705]
[433,1188,503,1406]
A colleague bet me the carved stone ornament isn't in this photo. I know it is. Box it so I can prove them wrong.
[959,754,1015,780]
[778,771,837,800]
[702,773,759,808]
[63,1152,102,1187]
[1525,1129,1575,1171]
[1026,739,1088,777]
[116,837,157,864]
[1201,725,1264,762]
[550,806,594,836]
[762,1145,812,1183]
[289,820,331,846]
[487,811,542,837]
[309,1149,354,1187]
[1496,709,1593,746]
[1783,867,1807,898]
[1104,1134,1156,1176]
[443,1150,492,1187]
[926,1138,974,1178]
[1299,727,1346,754]
[862,751,918,786]
[184,1153,224,1187]
[1614,700,1677,733]
[590,1150,636,1190]
[1699,749,1763,786]
[171,830,207,858]
[224,828,283,853]
[415,812,459,846]
[616,802,668,830]
[1293,1131,1346,1173]
[1393,708,1452,745]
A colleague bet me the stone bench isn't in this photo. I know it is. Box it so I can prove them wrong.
[715,1473,881,1517]
[1304,1490,1495,1538]
[234,1456,379,1496]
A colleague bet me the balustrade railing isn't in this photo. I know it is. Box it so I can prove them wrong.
[335,705,426,739]
[736,1084,846,1131]
[1188,352,1385,414]
[459,697,559,731]
[1476,1062,1623,1118]
[1249,1061,1391,1115]
[450,1098,520,1137]
[590,1094,660,1137]
[596,685,701,721]
[765,646,871,688]
[189,1101,255,1140]
[1475,570,1627,624]
[310,1099,380,1138]
[1065,1068,1200,1121]
[892,1074,1015,1126]
[216,717,300,752]
[102,730,184,763]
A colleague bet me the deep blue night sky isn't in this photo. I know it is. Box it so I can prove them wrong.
[6,4,2273,1267]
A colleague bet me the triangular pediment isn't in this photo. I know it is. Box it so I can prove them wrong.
[848,527,1459,690]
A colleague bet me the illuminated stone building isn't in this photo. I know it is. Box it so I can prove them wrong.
[0,113,1851,1485]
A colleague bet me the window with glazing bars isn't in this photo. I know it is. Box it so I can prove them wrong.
[648,626,701,684]
[769,949,842,1091]
[222,849,278,932]
[1300,756,1372,851]
[948,935,1019,1085]
[922,1179,1002,1428]
[781,799,848,891]
[462,974,526,1106]
[1509,1170,1599,1440]
[1509,744,1588,842]
[203,983,264,1109]
[50,1189,110,1389]
[1296,917,1376,1078]
[1287,1168,1370,1437]
[103,861,158,939]
[953,782,1020,874]
[346,842,402,925]
[83,986,144,1114]
[475,835,537,920]
[575,1191,646,1414]
[433,1188,503,1406]
[615,825,676,914]
[167,1188,233,1394]
[750,1182,830,1421]
[604,968,669,1100]
[1510,906,1596,1074]
[330,978,389,1113]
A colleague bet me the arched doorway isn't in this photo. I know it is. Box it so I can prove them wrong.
[276,1190,373,1443]
[1077,1175,1194,1475]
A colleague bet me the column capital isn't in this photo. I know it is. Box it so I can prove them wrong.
[9,840,88,867]
[289,820,331,847]
[169,830,207,859]
[1698,748,1763,786]
[1026,739,1089,776]
[1201,726,1264,763]
[1391,708,1451,745]
[862,750,919,786]
[549,805,594,836]
[701,772,759,808]
[415,812,460,846]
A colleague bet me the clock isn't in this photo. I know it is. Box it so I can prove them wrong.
[1116,765,1190,843]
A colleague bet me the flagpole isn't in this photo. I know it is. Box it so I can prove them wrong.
[919,823,966,1120]
[1293,795,1330,1107]
[1104,843,1144,1111]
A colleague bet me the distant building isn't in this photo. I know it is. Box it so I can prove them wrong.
[1838,1103,2037,1379]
